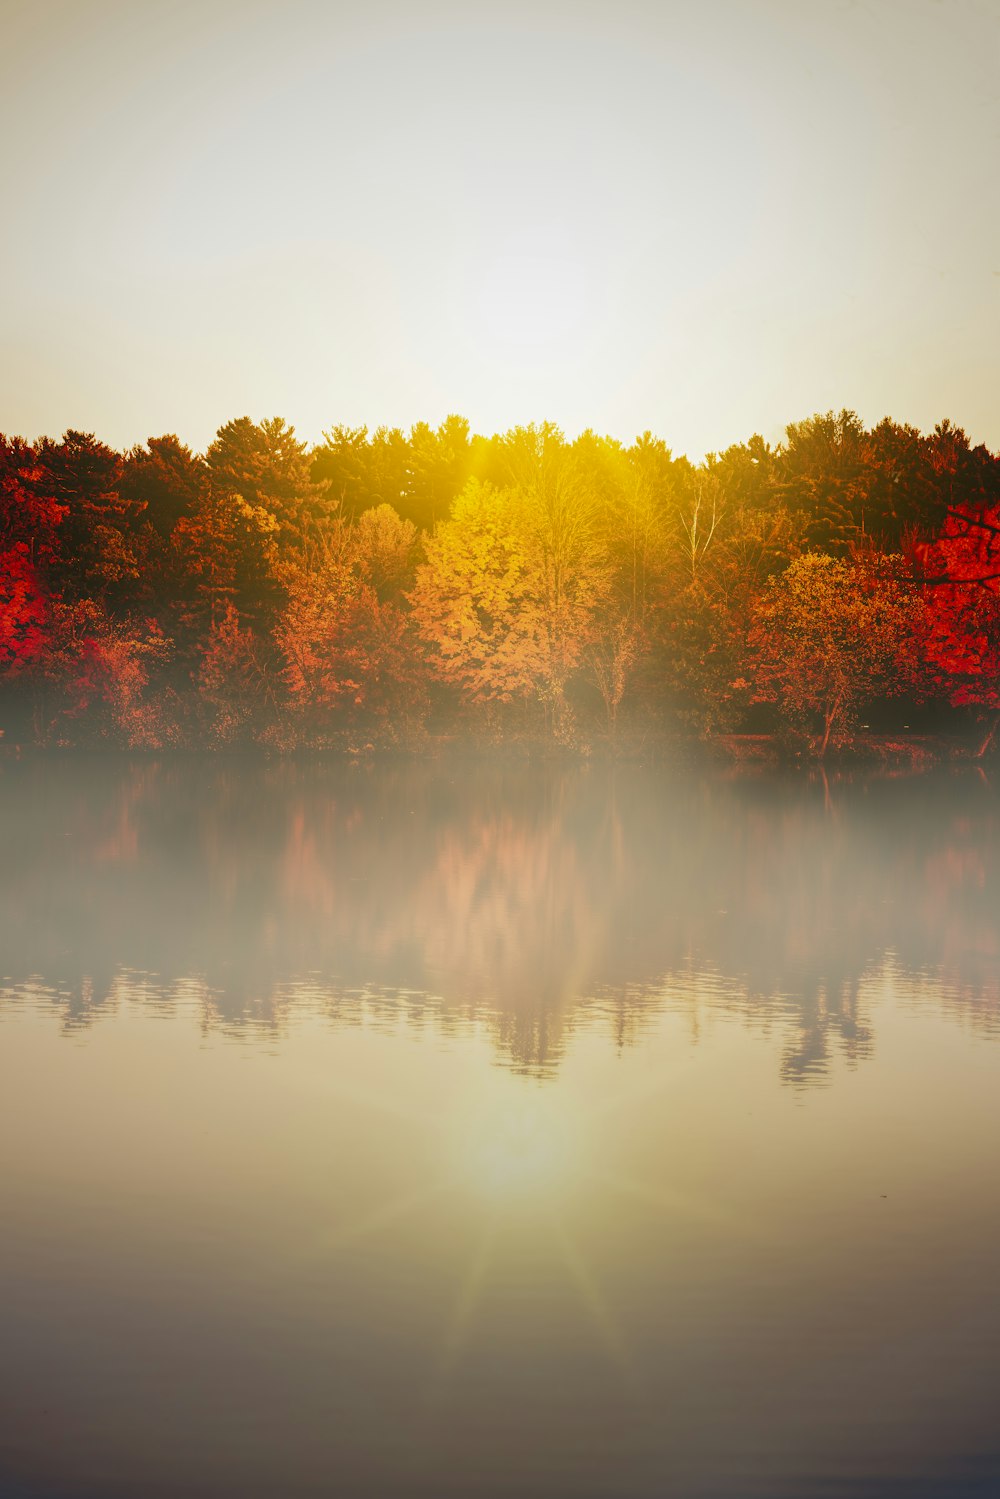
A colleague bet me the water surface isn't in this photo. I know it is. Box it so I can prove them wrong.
[2,758,999,1498]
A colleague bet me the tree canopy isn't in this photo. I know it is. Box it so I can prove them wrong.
[0,409,996,756]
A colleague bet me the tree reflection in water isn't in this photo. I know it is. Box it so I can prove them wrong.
[1,757,997,1081]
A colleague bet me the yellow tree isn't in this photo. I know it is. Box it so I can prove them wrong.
[493,426,611,732]
[349,503,419,601]
[409,481,545,709]
[410,473,608,737]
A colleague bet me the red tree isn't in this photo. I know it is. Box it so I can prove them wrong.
[918,501,1000,754]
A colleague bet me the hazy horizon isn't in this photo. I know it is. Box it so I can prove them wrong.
[2,0,998,460]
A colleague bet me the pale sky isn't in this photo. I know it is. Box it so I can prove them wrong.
[1,0,997,459]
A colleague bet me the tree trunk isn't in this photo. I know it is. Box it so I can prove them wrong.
[818,692,844,759]
[818,711,834,759]
[975,709,1000,759]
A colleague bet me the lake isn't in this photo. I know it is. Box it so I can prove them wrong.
[1,756,999,1498]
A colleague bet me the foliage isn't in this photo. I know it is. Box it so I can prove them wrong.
[746,552,926,755]
[410,481,552,707]
[0,546,51,673]
[197,603,274,745]
[276,557,424,733]
[0,411,996,754]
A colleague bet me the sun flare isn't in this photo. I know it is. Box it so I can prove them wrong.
[459,1094,579,1202]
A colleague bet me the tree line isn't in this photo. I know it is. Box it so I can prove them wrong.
[1,410,998,756]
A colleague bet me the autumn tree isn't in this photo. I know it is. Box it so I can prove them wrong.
[311,417,475,532]
[350,504,419,601]
[775,410,870,552]
[0,547,52,700]
[173,418,320,638]
[309,425,376,517]
[918,499,1000,755]
[411,429,610,740]
[276,557,424,740]
[0,409,995,754]
[489,425,611,735]
[31,601,173,747]
[207,417,333,551]
[581,430,689,628]
[586,609,640,745]
[120,435,207,542]
[36,430,141,602]
[648,448,794,738]
[746,551,926,756]
[0,436,65,564]
[197,602,275,745]
[309,424,410,522]
[115,435,210,672]
[0,441,60,725]
[409,480,549,713]
[404,415,475,529]
[915,424,1000,583]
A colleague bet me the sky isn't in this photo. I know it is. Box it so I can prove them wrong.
[0,0,997,460]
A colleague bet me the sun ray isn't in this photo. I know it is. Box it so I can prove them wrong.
[428,1211,497,1385]
[545,1209,635,1386]
[304,1177,456,1260]
[590,1171,774,1245]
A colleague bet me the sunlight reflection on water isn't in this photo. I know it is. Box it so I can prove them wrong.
[1,758,999,1498]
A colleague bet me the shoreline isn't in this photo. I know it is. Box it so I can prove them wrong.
[0,728,994,768]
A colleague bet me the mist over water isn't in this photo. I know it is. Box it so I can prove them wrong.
[3,757,998,1076]
[2,758,999,1497]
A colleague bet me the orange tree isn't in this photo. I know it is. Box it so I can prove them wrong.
[745,551,926,755]
[276,554,425,743]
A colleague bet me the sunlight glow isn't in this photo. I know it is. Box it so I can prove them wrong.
[464,230,594,357]
[460,1094,578,1202]
[1,4,997,455]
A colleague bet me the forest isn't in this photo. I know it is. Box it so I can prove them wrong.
[1,410,998,759]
